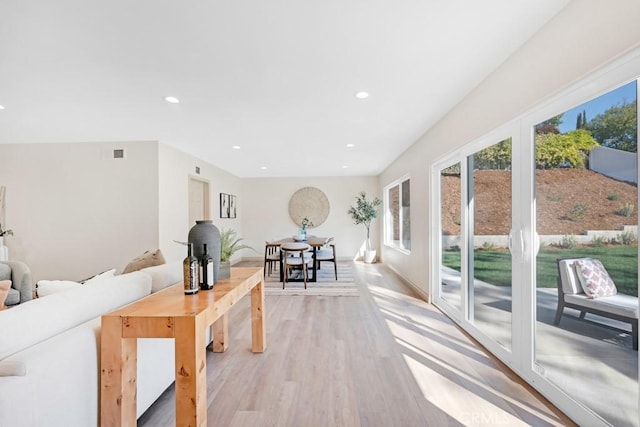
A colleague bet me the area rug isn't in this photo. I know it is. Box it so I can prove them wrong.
[264,261,358,296]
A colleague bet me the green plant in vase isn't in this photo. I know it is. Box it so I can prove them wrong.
[220,228,253,262]
[218,228,253,280]
[348,191,381,263]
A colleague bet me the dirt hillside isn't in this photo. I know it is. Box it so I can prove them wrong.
[441,169,637,235]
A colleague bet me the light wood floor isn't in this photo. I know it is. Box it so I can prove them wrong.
[138,261,575,426]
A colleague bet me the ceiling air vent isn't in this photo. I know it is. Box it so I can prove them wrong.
[113,149,125,159]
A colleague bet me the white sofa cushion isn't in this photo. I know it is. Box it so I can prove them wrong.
[0,271,152,361]
[35,280,81,297]
[82,268,116,284]
[141,261,182,293]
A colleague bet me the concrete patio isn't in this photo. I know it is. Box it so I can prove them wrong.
[440,267,638,427]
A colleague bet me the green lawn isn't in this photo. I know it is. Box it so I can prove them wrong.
[442,246,638,296]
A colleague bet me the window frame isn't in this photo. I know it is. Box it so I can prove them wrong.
[384,174,411,254]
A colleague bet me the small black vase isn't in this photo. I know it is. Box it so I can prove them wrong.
[188,220,221,284]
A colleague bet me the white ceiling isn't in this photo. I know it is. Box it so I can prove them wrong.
[0,0,568,177]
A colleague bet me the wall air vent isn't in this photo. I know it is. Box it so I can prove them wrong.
[195,166,200,174]
[113,149,125,159]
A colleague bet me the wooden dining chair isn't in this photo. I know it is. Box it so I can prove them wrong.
[263,241,281,277]
[314,237,337,280]
[280,242,312,289]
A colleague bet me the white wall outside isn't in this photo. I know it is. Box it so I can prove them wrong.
[590,145,638,183]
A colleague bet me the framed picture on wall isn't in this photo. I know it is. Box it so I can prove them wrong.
[220,193,229,218]
[229,195,237,218]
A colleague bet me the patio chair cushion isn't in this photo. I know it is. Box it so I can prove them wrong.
[557,258,588,295]
[574,258,617,299]
[565,293,638,319]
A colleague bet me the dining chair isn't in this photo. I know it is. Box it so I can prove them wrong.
[280,242,313,289]
[314,237,337,280]
[263,241,281,277]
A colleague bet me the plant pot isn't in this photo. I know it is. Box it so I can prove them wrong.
[364,250,377,264]
[188,220,221,283]
[218,261,231,280]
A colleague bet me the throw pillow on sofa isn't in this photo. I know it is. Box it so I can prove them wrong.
[0,280,10,309]
[122,249,166,274]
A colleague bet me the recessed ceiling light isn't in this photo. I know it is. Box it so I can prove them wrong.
[342,165,349,169]
[260,166,267,170]
[354,91,369,99]
[0,105,5,110]
[346,143,355,148]
[164,96,180,104]
[232,145,241,150]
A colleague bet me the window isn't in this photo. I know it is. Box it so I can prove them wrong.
[385,176,410,251]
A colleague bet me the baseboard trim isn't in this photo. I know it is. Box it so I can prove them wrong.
[385,264,430,303]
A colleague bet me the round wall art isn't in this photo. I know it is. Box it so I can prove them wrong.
[288,186,330,227]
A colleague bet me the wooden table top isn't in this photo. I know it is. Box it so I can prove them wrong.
[275,236,328,247]
[103,267,263,319]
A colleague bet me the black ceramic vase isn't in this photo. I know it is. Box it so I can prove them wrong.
[188,220,221,284]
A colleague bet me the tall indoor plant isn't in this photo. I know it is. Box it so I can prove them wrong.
[348,191,382,263]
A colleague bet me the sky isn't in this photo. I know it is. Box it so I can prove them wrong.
[557,80,637,133]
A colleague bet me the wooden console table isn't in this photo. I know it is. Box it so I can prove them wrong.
[100,267,265,426]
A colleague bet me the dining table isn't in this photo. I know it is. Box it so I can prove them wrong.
[274,236,328,282]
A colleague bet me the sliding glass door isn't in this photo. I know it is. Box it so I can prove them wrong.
[440,162,462,313]
[469,139,513,351]
[432,51,640,426]
[436,132,515,356]
[533,81,638,427]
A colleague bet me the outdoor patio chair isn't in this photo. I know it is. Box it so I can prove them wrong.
[555,257,638,350]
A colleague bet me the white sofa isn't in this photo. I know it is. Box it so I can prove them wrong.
[0,261,185,426]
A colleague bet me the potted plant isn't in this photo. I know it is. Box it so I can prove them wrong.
[219,228,253,279]
[348,191,382,263]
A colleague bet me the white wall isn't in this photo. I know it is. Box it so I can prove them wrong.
[158,144,242,263]
[0,141,159,281]
[590,146,638,184]
[378,0,640,295]
[241,177,378,260]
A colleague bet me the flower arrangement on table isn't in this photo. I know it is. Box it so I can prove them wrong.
[300,217,313,231]
[297,217,314,240]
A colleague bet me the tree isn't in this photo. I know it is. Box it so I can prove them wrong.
[473,138,512,170]
[535,114,563,134]
[586,101,637,152]
[576,112,582,130]
[535,129,598,168]
[576,110,587,129]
